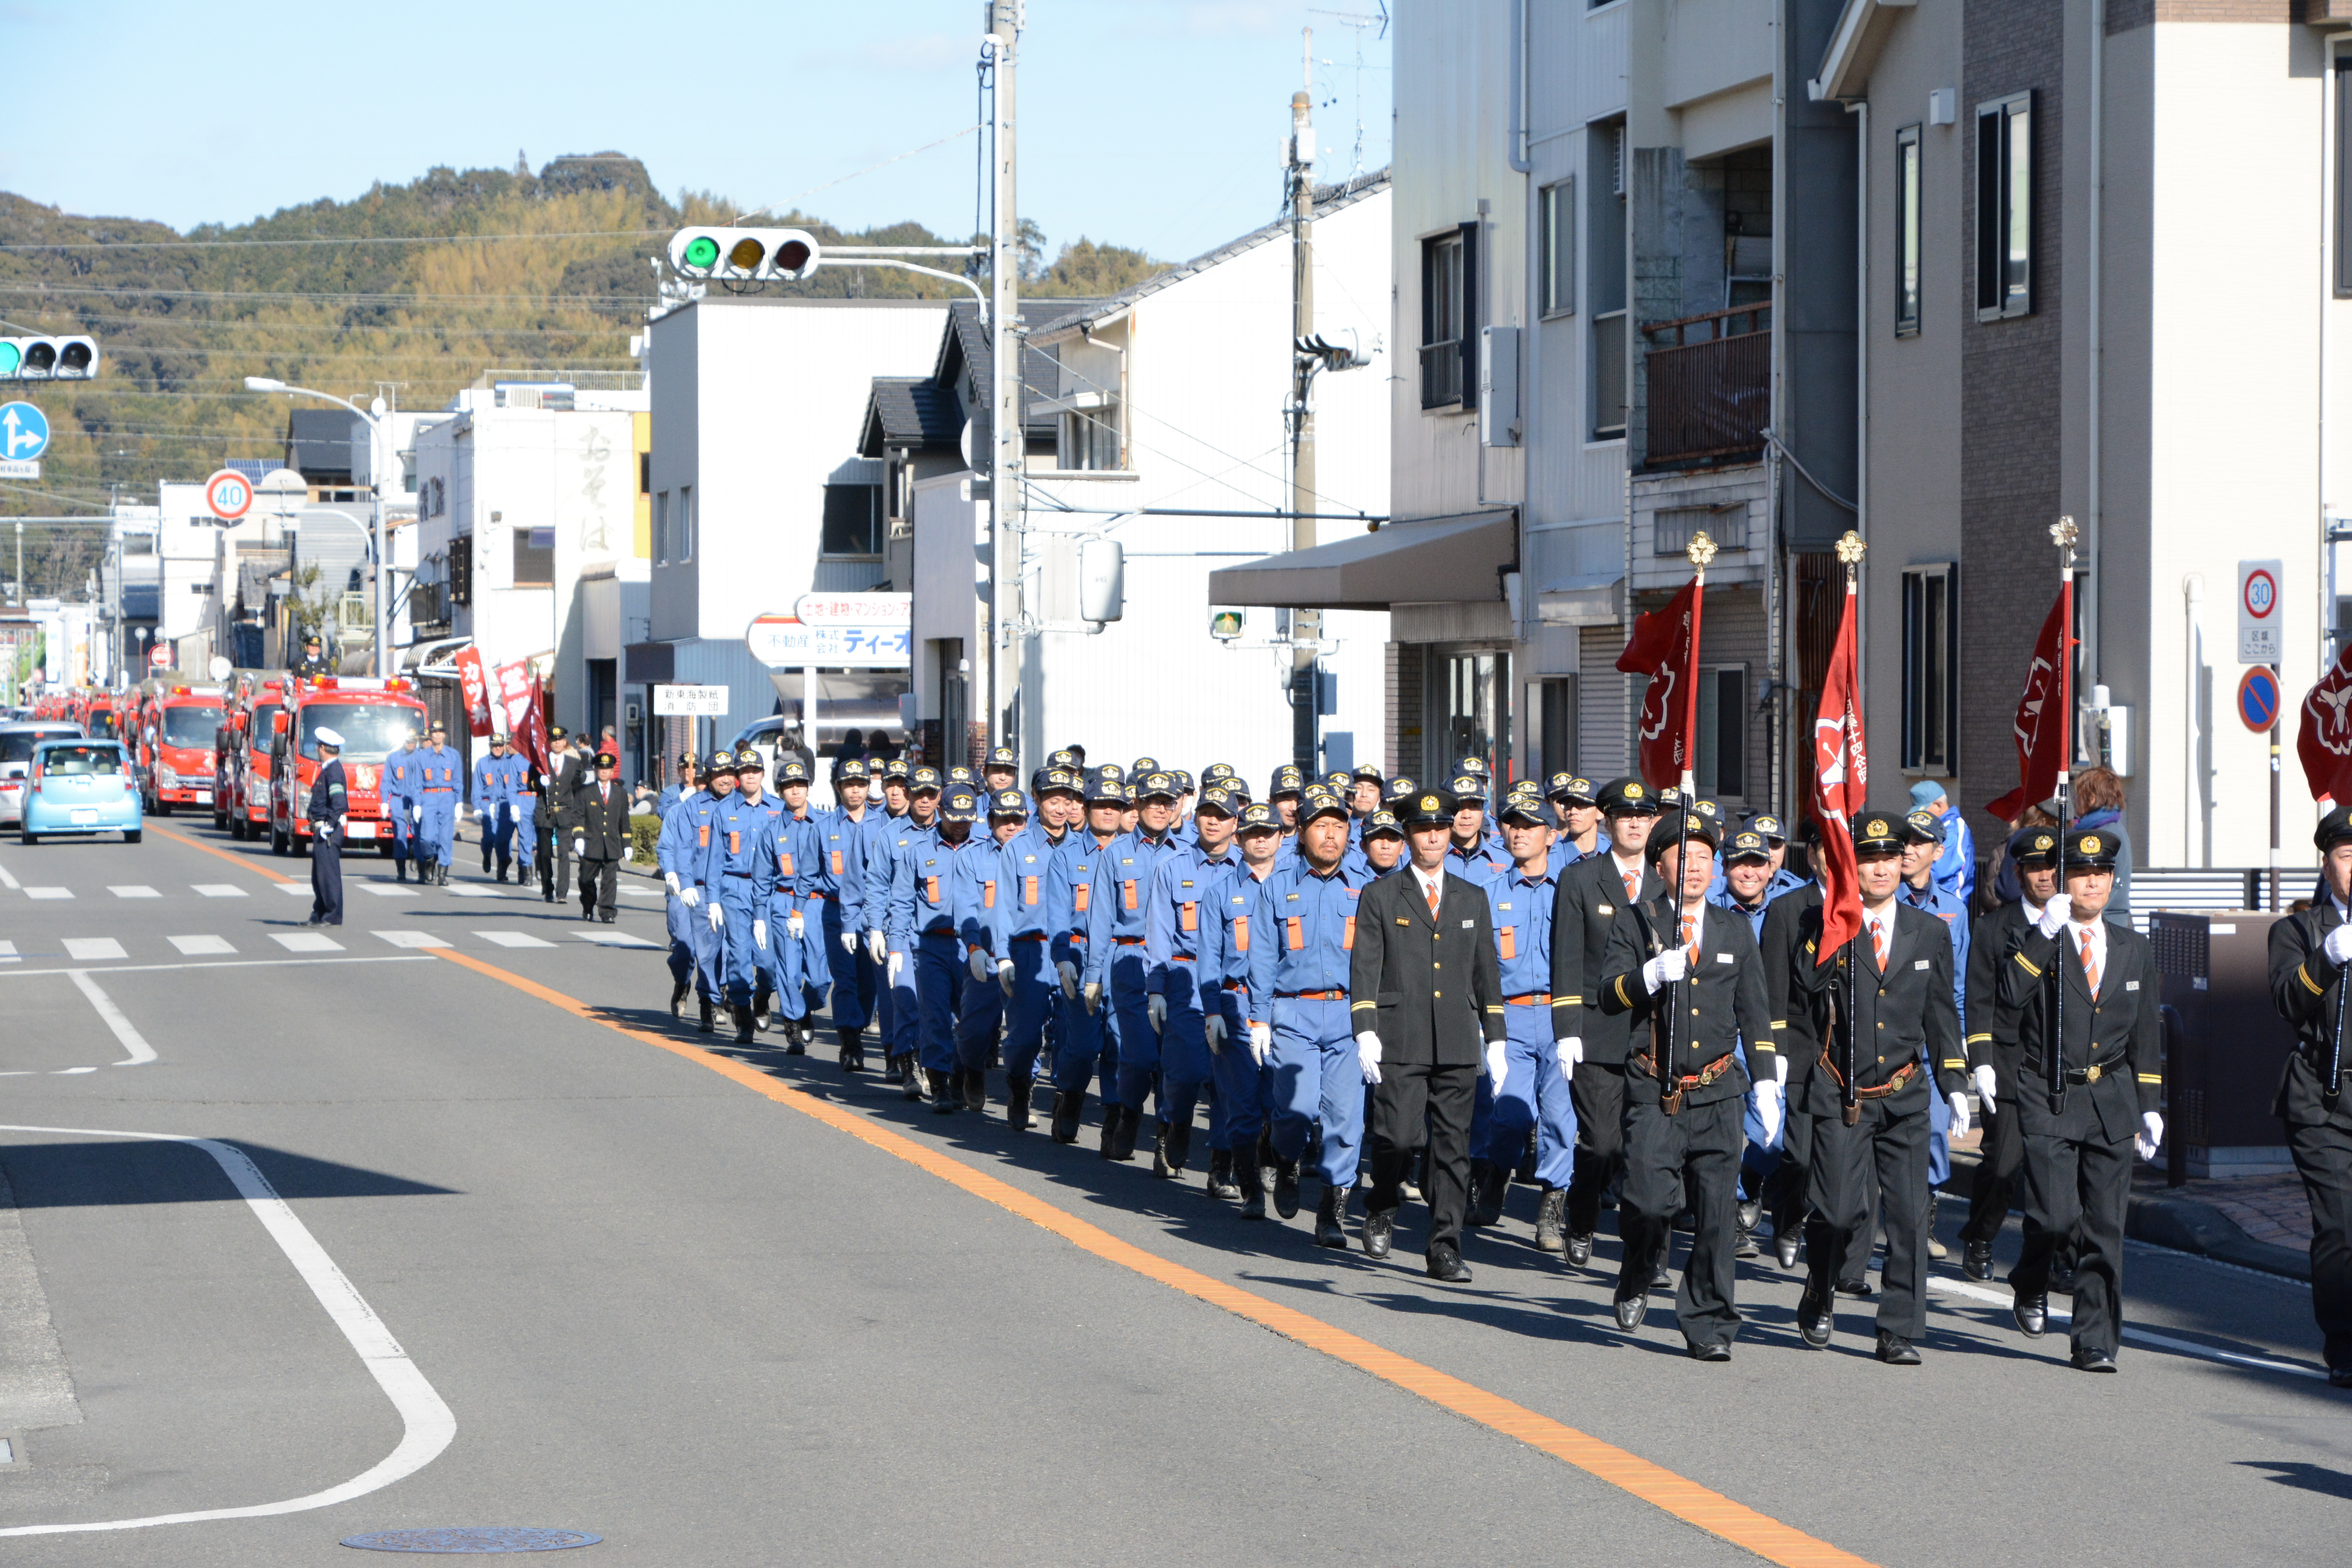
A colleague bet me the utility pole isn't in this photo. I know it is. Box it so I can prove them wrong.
[1288,30,1320,773]
[985,0,1022,768]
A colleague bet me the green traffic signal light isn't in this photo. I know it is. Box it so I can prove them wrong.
[683,235,720,271]
[0,341,17,376]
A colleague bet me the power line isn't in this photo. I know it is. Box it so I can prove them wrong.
[0,283,657,307]
[0,228,671,252]
[0,310,634,339]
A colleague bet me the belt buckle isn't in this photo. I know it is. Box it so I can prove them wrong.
[2085,1063,2101,1083]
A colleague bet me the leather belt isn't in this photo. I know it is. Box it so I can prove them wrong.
[1505,992,1552,1006]
[1167,953,1194,961]
[1279,989,1347,1001]
[1114,936,1146,946]
[1816,1051,1920,1102]
[1011,932,1047,943]
[1633,1049,1738,1091]
[2022,1053,2127,1084]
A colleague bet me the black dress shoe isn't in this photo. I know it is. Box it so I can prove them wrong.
[1314,1186,1349,1249]
[2013,1291,2049,1338]
[1775,1231,1802,1270]
[1737,1198,1763,1233]
[1835,1277,1875,1299]
[2070,1346,2118,1373]
[1273,1160,1301,1220]
[1468,1162,1508,1228]
[1363,1207,1395,1258]
[1734,1224,1760,1260]
[1963,1238,1994,1281]
[1613,1292,1648,1333]
[1797,1276,1833,1348]
[1426,1242,1472,1283]
[1875,1331,1922,1367]
[1651,1265,1673,1291]
[2327,1365,2352,1389]
[1687,1340,1731,1362]
[1564,1232,1594,1267]
[543,891,555,904]
[2047,1259,2078,1295]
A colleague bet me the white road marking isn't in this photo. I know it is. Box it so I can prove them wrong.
[192,884,247,898]
[274,884,313,897]
[573,929,656,947]
[270,933,344,953]
[1927,1275,2328,1381]
[0,940,16,959]
[357,885,417,898]
[51,1067,94,1075]
[25,887,71,900]
[0,955,431,979]
[108,885,160,898]
[60,938,125,962]
[67,969,161,1067]
[372,931,448,950]
[0,1123,456,1537]
[474,930,554,948]
[0,858,19,889]
[167,935,237,956]
[446,885,499,898]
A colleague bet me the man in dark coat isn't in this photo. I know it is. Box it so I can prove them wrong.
[571,749,632,923]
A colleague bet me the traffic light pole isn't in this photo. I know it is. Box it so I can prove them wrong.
[1288,39,1319,774]
[985,0,1022,771]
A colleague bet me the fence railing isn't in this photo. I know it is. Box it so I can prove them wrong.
[1642,304,1769,464]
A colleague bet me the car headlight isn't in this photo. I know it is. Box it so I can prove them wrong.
[159,765,179,788]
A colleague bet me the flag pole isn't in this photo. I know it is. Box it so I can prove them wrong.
[1664,530,1715,1113]
[1835,528,1866,1125]
[2051,515,2079,1112]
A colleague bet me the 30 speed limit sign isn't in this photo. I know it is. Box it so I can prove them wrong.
[203,468,254,522]
[2238,559,2281,665]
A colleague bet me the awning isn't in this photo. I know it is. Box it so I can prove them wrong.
[1205,510,1516,612]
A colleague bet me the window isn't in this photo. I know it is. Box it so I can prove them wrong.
[1975,93,2033,320]
[1419,224,1476,410]
[1695,666,1747,798]
[638,451,652,496]
[1056,404,1122,471]
[1539,178,1576,318]
[1896,125,1922,336]
[1533,676,1578,779]
[1588,120,1628,438]
[820,483,883,558]
[1902,565,1960,773]
[1654,506,1746,556]
[653,490,669,565]
[512,525,554,586]
[1426,648,1510,784]
[678,485,694,562]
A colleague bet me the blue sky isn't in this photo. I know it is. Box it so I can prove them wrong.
[1,0,1391,265]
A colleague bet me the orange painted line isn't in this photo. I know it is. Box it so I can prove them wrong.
[149,824,295,884]
[429,947,1878,1568]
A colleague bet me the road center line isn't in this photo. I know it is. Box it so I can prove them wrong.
[66,971,157,1065]
[428,947,1875,1568]
[147,824,295,884]
[0,1124,456,1537]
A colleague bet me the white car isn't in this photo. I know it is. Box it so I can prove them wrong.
[0,722,85,828]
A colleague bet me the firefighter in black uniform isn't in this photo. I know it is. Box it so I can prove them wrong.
[1791,813,1967,1365]
[2262,805,2352,1388]
[1595,806,1774,1359]
[571,749,631,923]
[1549,777,1665,1267]
[305,726,348,927]
[289,631,334,681]
[1997,826,2163,1372]
[1758,823,1824,1270]
[540,727,583,905]
[1958,824,2062,1280]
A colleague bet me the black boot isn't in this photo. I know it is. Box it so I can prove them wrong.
[1314,1185,1350,1249]
[1237,1149,1267,1220]
[1163,1115,1192,1176]
[669,979,689,1019]
[697,996,715,1035]
[1051,1090,1084,1144]
[731,1005,755,1044]
[898,1056,924,1102]
[396,862,408,883]
[783,1019,806,1056]
[752,987,773,1034]
[961,1065,986,1111]
[1107,1104,1140,1163]
[1151,1122,1175,1178]
[928,1069,956,1114]
[1098,1103,1123,1158]
[1535,1188,1568,1253]
[1206,1149,1240,1201]
[1468,1162,1509,1228]
[839,1027,862,1073]
[1273,1157,1302,1220]
[1007,1075,1033,1131]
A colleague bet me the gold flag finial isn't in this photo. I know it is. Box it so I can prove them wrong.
[1686,530,1718,570]
[2051,515,2079,552]
[1833,530,1866,566]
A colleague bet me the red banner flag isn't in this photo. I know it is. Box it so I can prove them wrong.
[2298,642,2352,806]
[514,671,551,780]
[1617,578,1700,789]
[453,646,494,740]
[1984,586,2075,823]
[1810,575,1868,965]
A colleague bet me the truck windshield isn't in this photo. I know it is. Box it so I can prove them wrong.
[161,706,222,747]
[248,704,280,753]
[87,710,120,738]
[298,703,421,761]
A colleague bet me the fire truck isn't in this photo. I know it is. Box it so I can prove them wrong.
[82,692,122,741]
[267,676,427,856]
[221,679,285,840]
[132,683,226,816]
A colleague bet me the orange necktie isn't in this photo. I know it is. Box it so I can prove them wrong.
[2079,929,2099,997]
[1871,918,1887,972]
[1623,870,1640,902]
[1425,878,1440,918]
[1680,911,1699,964]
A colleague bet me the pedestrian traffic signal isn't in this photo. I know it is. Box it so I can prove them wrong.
[667,227,821,283]
[0,336,99,380]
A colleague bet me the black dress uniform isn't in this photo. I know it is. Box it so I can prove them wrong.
[571,756,631,922]
[544,733,586,903]
[1958,826,2061,1276]
[1596,810,1773,1356]
[1759,879,1824,1266]
[306,747,347,926]
[1350,805,1510,1279]
[1791,818,1965,1361]
[1550,778,1667,1257]
[1997,828,2162,1369]
[2262,806,2352,1386]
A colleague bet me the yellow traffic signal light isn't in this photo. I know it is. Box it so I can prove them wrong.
[667,227,821,284]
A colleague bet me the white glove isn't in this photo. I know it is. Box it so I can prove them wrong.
[1484,1038,1507,1094]
[968,947,991,983]
[867,928,888,964]
[998,958,1015,997]
[841,930,860,954]
[1247,1022,1272,1066]
[2136,1110,2165,1163]
[573,836,586,858]
[1205,1013,1227,1055]
[410,805,421,824]
[1774,1053,1789,1088]
[664,871,681,896]
[706,902,722,932]
[786,909,804,940]
[1083,981,1103,1015]
[621,846,632,863]
[678,884,701,908]
[2325,924,2352,965]
[1556,1037,1582,1080]
[1948,1091,1972,1141]
[1641,949,1690,992]
[1148,993,1167,1033]
[1973,1063,1998,1105]
[753,919,767,950]
[1356,1030,1383,1085]
[888,950,904,982]
[336,813,346,835]
[1056,960,1079,1000]
[2036,893,2074,938]
[1756,1079,1785,1146]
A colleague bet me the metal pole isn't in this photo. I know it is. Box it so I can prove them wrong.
[1289,33,1321,773]
[1664,530,1715,1112]
[985,1,1021,769]
[370,399,388,677]
[2270,663,2283,911]
[2052,516,2078,1111]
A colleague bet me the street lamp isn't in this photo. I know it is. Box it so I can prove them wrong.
[243,376,391,675]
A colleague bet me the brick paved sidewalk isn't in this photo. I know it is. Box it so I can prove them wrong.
[2138,1168,2314,1250]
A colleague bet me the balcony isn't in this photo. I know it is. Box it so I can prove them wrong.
[1642,304,1769,466]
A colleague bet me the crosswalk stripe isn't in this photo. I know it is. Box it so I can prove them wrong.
[270,932,344,952]
[446,886,499,898]
[373,931,449,949]
[192,884,248,898]
[0,940,16,960]
[169,935,237,956]
[474,930,555,948]
[109,885,160,898]
[25,887,70,900]
[573,929,657,948]
[274,884,313,897]
[357,885,417,898]
[61,938,126,961]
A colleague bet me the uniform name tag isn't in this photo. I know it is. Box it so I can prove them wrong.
[1024,875,1040,905]
[1598,904,1614,915]
[925,875,941,904]
[1461,918,1474,928]
[1123,879,1138,911]
[1915,959,1929,970]
[2125,980,2139,991]
[1343,915,1356,949]
[1717,951,1735,964]
[1180,901,1197,932]
[778,853,794,875]
[830,851,845,875]
[1286,916,1304,951]
[1234,915,1250,951]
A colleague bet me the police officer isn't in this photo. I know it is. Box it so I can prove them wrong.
[1999,826,2163,1372]
[305,726,348,926]
[472,733,520,882]
[1242,788,1370,1241]
[1550,777,1665,1265]
[413,721,464,885]
[384,728,423,883]
[1791,814,1967,1365]
[1044,769,1128,1140]
[1143,784,1244,1180]
[1479,796,1577,1249]
[572,748,630,924]
[1959,824,2061,1279]
[2263,805,2352,1388]
[1595,807,1773,1358]
[1076,770,1185,1162]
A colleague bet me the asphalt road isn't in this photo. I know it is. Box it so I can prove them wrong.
[0,821,2344,1564]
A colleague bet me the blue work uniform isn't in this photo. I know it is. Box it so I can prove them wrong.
[1932,808,1976,907]
[887,828,989,1076]
[1484,865,1577,1187]
[1710,882,1784,1199]
[472,750,520,872]
[1206,860,1276,1154]
[1901,875,1971,1188]
[413,743,464,867]
[988,820,1065,1089]
[1045,831,1119,1106]
[816,803,884,1036]
[657,787,716,995]
[950,834,1022,1077]
[1242,857,1370,1189]
[768,801,826,1023]
[733,792,791,1013]
[1144,841,1242,1143]
[382,744,421,869]
[1076,828,1183,1114]
[1443,835,1509,892]
[699,791,780,1008]
[870,814,933,1065]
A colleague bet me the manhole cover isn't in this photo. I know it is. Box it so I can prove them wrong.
[341,1528,601,1553]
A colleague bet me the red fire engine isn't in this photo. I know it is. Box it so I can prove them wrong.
[132,682,226,816]
[267,676,427,856]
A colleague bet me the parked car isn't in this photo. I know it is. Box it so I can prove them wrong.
[0,721,86,828]
[20,737,142,844]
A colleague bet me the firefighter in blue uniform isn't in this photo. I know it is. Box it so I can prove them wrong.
[873,766,943,1096]
[305,726,348,926]
[1076,769,1185,1161]
[889,784,988,1113]
[413,721,464,885]
[952,789,1031,1114]
[991,772,1077,1129]
[1204,800,1287,1212]
[820,758,882,1071]
[657,753,713,1025]
[1045,769,1129,1142]
[384,728,422,882]
[679,753,736,1031]
[701,747,778,1044]
[1342,805,1408,882]
[1476,795,1578,1247]
[723,751,786,1036]
[470,732,521,882]
[1443,773,1510,888]
[1242,786,1369,1237]
[1143,783,1243,1180]
[771,759,828,1049]
[1546,774,1610,869]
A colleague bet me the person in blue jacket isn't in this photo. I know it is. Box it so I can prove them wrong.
[1073,769,1186,1163]
[470,732,521,882]
[870,767,942,1097]
[888,784,993,1114]
[700,748,782,1045]
[816,757,882,1073]
[412,721,464,885]
[657,754,717,1028]
[989,775,1075,1131]
[383,728,423,883]
[1044,769,1131,1144]
[1142,784,1245,1180]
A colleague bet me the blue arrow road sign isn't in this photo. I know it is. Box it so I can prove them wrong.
[0,401,50,461]
[2239,665,2280,733]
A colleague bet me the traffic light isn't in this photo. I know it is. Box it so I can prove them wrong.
[667,227,821,283]
[0,336,99,380]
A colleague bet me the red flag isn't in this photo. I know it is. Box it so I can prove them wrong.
[1617,579,1699,789]
[1984,586,2074,822]
[2298,643,2352,806]
[453,646,494,739]
[514,671,551,779]
[1810,575,1868,965]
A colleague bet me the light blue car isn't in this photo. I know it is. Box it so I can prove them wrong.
[20,737,143,844]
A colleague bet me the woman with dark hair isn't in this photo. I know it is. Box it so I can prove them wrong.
[2070,767,2133,915]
